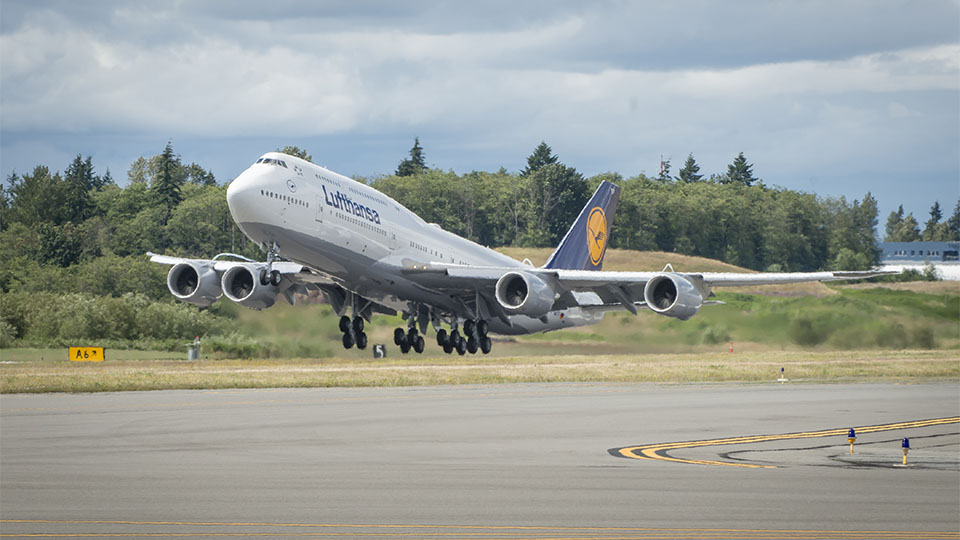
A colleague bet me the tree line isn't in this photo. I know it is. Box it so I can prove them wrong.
[1,140,953,348]
[4,139,957,296]
[377,140,918,272]
[884,201,960,243]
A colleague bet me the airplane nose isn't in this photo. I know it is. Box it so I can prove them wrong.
[226,168,263,225]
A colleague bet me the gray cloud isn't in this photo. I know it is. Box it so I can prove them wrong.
[1,0,957,219]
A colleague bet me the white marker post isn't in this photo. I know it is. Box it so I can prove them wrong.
[777,367,788,384]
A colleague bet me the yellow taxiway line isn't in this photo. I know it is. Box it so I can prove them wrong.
[611,416,960,468]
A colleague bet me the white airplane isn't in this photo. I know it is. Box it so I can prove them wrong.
[150,151,889,355]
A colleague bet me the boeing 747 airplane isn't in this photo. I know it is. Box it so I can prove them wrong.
[150,152,889,355]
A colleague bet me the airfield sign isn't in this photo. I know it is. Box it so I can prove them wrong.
[69,347,105,362]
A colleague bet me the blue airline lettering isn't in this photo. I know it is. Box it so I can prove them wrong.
[323,185,381,224]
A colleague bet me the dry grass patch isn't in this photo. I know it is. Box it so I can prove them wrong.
[2,350,956,393]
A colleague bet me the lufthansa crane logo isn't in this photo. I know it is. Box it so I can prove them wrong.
[586,207,607,266]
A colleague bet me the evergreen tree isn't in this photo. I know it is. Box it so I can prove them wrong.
[151,141,183,221]
[947,200,960,241]
[657,158,672,183]
[396,137,427,177]
[854,192,881,265]
[884,204,904,241]
[100,168,115,188]
[676,153,703,183]
[0,183,9,232]
[923,201,942,241]
[722,152,757,186]
[521,141,558,176]
[522,163,589,246]
[278,145,312,162]
[893,214,922,242]
[63,154,95,222]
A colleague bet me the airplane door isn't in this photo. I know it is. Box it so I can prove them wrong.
[315,196,324,222]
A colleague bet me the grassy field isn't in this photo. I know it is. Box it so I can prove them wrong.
[2,248,957,393]
[2,350,957,393]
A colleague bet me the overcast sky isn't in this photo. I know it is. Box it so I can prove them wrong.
[2,0,958,223]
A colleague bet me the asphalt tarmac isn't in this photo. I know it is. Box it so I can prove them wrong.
[2,382,958,539]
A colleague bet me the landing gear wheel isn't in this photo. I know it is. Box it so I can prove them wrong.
[342,332,355,349]
[407,328,419,342]
[339,316,351,333]
[480,336,492,354]
[400,338,411,354]
[466,336,478,354]
[455,337,467,355]
[436,329,448,347]
[449,329,460,346]
[352,317,364,333]
[413,335,425,354]
[477,320,489,337]
[463,320,475,337]
[442,340,454,354]
[259,269,271,286]
[356,332,367,350]
[269,270,282,286]
[394,328,406,346]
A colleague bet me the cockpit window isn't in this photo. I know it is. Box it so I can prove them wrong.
[255,158,263,163]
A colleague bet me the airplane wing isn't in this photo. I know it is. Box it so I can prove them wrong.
[403,261,895,321]
[147,252,396,318]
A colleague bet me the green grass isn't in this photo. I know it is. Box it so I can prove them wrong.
[4,249,957,359]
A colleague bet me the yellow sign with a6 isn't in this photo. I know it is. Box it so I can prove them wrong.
[69,347,105,362]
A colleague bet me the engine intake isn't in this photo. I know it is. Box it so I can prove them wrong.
[643,274,703,320]
[167,262,221,307]
[495,271,556,317]
[221,265,279,310]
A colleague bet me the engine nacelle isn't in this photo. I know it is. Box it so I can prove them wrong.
[221,265,279,310]
[643,274,703,320]
[495,271,556,317]
[167,262,221,307]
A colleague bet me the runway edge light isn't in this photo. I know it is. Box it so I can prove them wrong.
[901,438,910,466]
[847,428,856,454]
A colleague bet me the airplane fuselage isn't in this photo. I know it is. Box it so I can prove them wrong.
[226,152,603,335]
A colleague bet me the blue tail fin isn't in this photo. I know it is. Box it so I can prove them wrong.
[543,180,621,271]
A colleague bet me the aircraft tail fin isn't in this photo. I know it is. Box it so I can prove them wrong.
[543,180,621,271]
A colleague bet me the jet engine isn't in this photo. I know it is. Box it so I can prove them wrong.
[167,262,221,307]
[221,265,279,310]
[643,274,703,320]
[495,271,556,317]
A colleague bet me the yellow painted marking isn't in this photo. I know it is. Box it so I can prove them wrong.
[614,416,960,468]
[68,347,105,362]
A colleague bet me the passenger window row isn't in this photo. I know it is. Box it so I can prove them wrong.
[261,189,308,208]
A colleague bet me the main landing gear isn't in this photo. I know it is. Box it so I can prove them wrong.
[436,319,491,355]
[394,327,425,354]
[339,315,368,350]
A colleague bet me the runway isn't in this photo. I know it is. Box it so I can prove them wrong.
[2,382,958,539]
